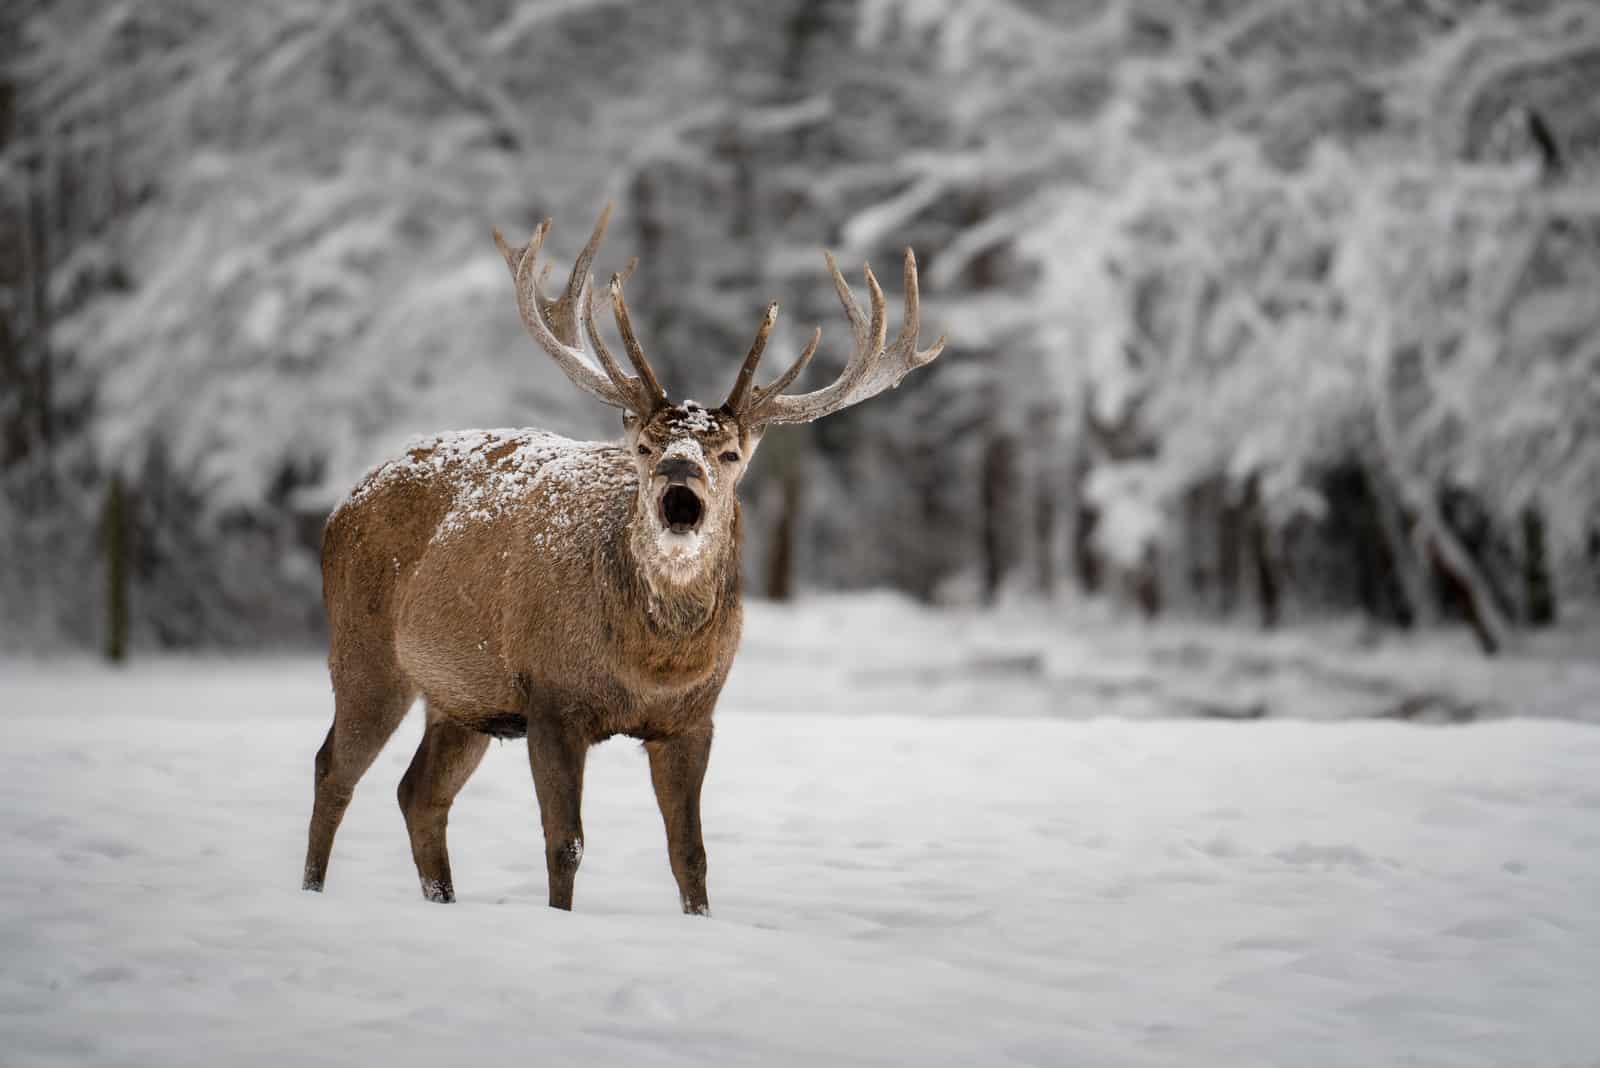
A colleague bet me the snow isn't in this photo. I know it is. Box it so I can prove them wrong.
[340,428,634,551]
[3,596,1599,1066]
[665,402,722,437]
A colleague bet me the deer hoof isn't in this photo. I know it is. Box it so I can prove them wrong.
[420,879,455,904]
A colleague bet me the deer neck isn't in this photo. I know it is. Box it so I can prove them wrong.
[622,497,742,634]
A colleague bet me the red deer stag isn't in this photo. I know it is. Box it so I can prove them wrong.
[303,204,944,913]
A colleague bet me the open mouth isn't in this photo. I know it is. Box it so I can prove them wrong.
[659,486,704,533]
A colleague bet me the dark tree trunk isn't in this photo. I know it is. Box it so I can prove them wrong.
[1428,538,1505,655]
[1027,405,1059,597]
[764,467,802,602]
[1072,502,1100,595]
[103,473,129,662]
[1133,546,1161,620]
[1033,464,1057,596]
[1217,490,1243,617]
[1520,505,1555,626]
[1182,480,1216,602]
[980,432,1016,605]
[1069,441,1100,595]
[28,158,54,452]
[0,304,23,467]
[1243,475,1281,629]
[1365,460,1431,628]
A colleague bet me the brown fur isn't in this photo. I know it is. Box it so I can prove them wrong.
[303,407,755,913]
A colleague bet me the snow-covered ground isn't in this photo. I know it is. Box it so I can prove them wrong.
[4,596,1599,1066]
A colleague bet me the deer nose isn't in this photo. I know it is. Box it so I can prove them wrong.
[653,457,705,485]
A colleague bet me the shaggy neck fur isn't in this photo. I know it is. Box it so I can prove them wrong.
[619,494,742,636]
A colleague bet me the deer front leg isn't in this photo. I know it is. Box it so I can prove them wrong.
[646,726,713,916]
[526,717,588,910]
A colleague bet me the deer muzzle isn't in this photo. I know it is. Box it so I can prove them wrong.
[654,458,706,533]
[654,457,704,485]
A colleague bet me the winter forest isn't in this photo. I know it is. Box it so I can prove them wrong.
[4,2,1600,1066]
[5,0,1599,653]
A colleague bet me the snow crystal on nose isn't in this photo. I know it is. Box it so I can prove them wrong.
[659,435,712,486]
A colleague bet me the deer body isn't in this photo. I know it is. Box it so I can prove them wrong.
[330,427,742,735]
[303,205,942,914]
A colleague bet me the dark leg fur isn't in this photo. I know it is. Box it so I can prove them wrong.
[398,711,491,902]
[647,726,713,916]
[303,682,411,892]
[526,717,588,910]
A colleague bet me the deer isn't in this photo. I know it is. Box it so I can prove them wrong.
[302,203,943,915]
[302,204,934,914]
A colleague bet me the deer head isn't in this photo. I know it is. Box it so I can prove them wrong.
[492,204,946,585]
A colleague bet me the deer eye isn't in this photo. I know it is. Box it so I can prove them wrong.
[719,451,740,463]
[637,444,651,456]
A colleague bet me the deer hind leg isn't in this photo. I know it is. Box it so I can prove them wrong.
[302,671,413,892]
[526,716,588,910]
[398,707,491,903]
[647,726,714,916]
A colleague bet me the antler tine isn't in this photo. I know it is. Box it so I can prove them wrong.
[493,206,647,414]
[743,247,944,427]
[580,271,643,400]
[608,273,669,408]
[886,247,946,367]
[861,263,888,363]
[751,326,821,407]
[541,203,612,346]
[824,251,869,342]
[723,302,778,413]
[492,218,548,286]
[585,257,638,319]
[615,255,639,289]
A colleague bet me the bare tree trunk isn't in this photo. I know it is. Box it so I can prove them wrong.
[1217,489,1242,617]
[980,431,1016,605]
[1133,546,1161,620]
[1420,516,1511,654]
[1072,502,1100,594]
[1368,325,1512,655]
[1520,504,1555,626]
[26,159,54,455]
[1069,439,1101,595]
[1182,479,1217,602]
[764,467,801,602]
[0,285,24,467]
[1033,463,1057,597]
[1027,404,1059,597]
[1364,458,1434,628]
[103,473,129,663]
[1243,475,1281,629]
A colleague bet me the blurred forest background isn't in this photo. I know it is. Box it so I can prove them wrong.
[3,0,1599,656]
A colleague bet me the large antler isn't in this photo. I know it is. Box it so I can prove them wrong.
[492,204,667,417]
[723,248,945,426]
